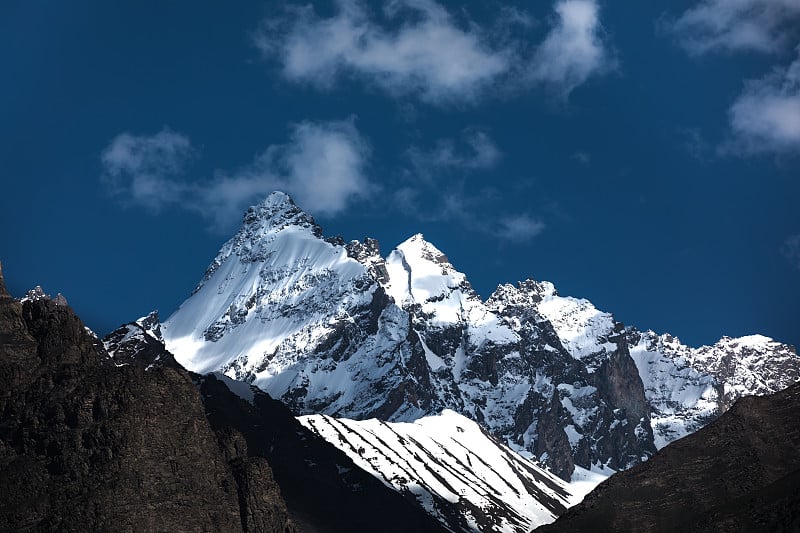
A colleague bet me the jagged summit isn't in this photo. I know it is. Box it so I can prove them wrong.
[242,190,321,235]
[19,285,68,306]
[488,280,558,310]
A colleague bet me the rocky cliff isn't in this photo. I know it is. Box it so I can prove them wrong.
[0,261,290,532]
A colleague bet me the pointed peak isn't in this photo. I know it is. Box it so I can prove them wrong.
[259,190,295,210]
[21,285,49,302]
[238,191,322,239]
[396,233,451,266]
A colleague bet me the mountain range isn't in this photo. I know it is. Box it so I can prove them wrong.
[2,191,798,532]
[161,192,799,482]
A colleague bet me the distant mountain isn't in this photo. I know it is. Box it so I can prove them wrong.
[628,328,800,449]
[537,382,800,532]
[162,192,799,482]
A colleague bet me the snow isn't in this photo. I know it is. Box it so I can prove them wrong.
[384,234,517,343]
[628,328,799,449]
[163,196,375,386]
[299,410,575,532]
[418,334,447,371]
[568,464,614,505]
[534,288,616,369]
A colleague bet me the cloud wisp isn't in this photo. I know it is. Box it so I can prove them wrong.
[494,214,546,242]
[101,128,195,210]
[254,0,614,103]
[392,128,543,242]
[726,49,800,154]
[665,0,800,56]
[781,234,800,270]
[101,120,371,231]
[407,129,501,178]
[666,0,800,156]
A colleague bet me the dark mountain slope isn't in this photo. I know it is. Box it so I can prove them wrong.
[538,383,800,532]
[0,261,290,532]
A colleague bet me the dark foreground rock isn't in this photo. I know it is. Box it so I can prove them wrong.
[538,383,800,532]
[0,262,291,532]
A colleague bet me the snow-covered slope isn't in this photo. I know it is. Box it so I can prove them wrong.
[298,410,575,533]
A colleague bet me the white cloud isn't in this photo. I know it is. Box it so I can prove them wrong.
[101,128,194,210]
[255,0,508,103]
[255,0,613,103]
[528,0,613,96]
[408,129,501,176]
[494,214,546,242]
[101,120,371,231]
[666,0,800,55]
[782,234,800,269]
[726,49,800,154]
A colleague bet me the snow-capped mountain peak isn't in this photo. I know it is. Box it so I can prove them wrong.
[162,193,374,379]
[628,328,799,449]
[489,279,618,372]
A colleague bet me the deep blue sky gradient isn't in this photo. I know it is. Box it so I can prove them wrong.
[1,1,798,348]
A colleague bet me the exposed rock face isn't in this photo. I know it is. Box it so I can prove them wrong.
[487,281,657,477]
[0,267,292,532]
[538,383,800,532]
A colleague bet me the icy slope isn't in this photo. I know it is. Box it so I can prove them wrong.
[298,410,575,533]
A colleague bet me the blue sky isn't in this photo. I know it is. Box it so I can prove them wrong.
[1,0,799,348]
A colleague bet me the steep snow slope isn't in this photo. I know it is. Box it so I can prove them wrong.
[299,410,575,533]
